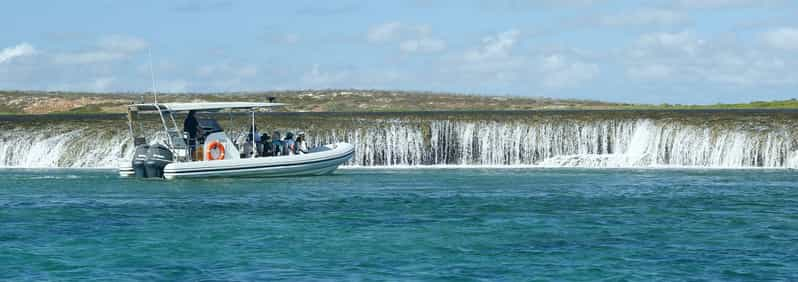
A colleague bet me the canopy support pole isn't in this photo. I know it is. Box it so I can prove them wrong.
[167,112,186,162]
[251,111,257,158]
[156,107,171,148]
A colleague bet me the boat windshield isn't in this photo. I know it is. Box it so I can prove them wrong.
[198,118,224,135]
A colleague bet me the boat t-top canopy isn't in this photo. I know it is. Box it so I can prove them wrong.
[129,102,286,113]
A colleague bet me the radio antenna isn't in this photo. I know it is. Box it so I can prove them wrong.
[148,48,158,104]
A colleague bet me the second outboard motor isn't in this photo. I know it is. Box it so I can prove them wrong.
[132,144,150,178]
[144,144,174,178]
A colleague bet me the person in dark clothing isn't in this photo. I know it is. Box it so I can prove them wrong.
[260,133,271,156]
[183,110,199,160]
[184,110,199,139]
[283,132,296,155]
[247,125,261,144]
[271,131,283,156]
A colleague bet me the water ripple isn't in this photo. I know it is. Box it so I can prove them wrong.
[0,168,797,280]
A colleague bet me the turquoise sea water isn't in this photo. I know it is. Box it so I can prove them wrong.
[1,168,797,281]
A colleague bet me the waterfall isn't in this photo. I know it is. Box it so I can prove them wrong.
[0,126,133,168]
[536,119,796,168]
[1,114,796,169]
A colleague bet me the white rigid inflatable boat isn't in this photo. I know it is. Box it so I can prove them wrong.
[117,102,354,180]
[119,143,353,179]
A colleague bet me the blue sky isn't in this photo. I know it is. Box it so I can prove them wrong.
[1,0,797,104]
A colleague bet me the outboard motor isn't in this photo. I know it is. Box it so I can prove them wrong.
[132,144,150,178]
[144,144,174,178]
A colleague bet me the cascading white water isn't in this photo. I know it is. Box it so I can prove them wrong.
[0,126,133,168]
[427,119,637,166]
[538,119,797,168]
[308,121,426,166]
[314,118,797,168]
[1,116,796,168]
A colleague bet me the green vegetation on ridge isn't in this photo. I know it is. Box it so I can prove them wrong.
[0,89,795,115]
[629,99,798,110]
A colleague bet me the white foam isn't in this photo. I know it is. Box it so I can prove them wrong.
[2,117,796,169]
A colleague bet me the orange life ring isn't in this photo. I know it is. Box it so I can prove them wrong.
[206,141,225,160]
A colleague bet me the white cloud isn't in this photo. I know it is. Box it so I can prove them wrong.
[54,51,127,64]
[301,64,349,86]
[626,64,673,80]
[556,0,603,5]
[486,0,605,10]
[47,77,117,92]
[763,27,798,50]
[362,69,405,85]
[677,0,782,8]
[182,61,256,91]
[624,31,798,86]
[171,0,233,13]
[54,35,148,65]
[448,29,598,89]
[464,29,520,62]
[368,22,447,54]
[538,54,600,89]
[0,43,36,64]
[99,35,148,53]
[696,52,794,86]
[452,29,525,78]
[367,21,402,43]
[159,79,189,92]
[197,62,258,78]
[278,33,300,45]
[400,38,446,53]
[598,8,686,26]
[92,77,115,92]
[260,29,302,45]
[633,31,705,57]
[136,59,178,74]
[238,65,258,77]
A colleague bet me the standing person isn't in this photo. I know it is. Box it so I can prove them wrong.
[183,110,199,160]
[295,131,309,154]
[283,132,296,155]
[271,131,283,156]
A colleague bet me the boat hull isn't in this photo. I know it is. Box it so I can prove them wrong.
[119,143,354,179]
[119,162,135,177]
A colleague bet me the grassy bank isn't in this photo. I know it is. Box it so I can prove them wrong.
[0,90,623,115]
[619,99,798,110]
[0,89,796,115]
